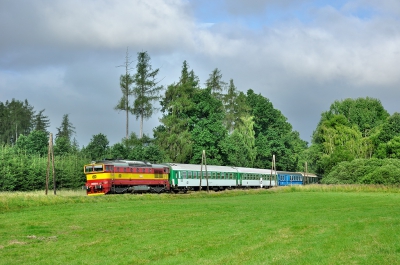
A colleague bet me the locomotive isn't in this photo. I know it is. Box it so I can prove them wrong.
[84,159,318,196]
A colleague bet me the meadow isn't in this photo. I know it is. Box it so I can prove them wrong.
[0,185,399,264]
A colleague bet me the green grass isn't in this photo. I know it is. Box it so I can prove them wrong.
[1,186,400,264]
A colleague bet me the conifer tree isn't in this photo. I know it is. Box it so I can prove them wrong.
[33,109,50,133]
[205,68,227,99]
[132,51,163,138]
[56,114,75,143]
[156,61,198,162]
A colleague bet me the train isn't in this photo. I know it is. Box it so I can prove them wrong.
[84,159,319,196]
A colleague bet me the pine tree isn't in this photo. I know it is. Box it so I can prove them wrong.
[56,114,76,143]
[132,51,163,138]
[33,109,50,133]
[205,68,227,99]
[156,61,199,162]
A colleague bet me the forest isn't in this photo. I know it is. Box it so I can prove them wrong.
[1,52,400,191]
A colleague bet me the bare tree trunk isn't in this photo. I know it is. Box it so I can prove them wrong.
[126,108,129,139]
[140,115,143,138]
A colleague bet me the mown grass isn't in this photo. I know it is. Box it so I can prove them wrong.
[1,185,399,264]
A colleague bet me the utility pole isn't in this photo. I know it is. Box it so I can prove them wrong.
[271,154,277,187]
[199,150,209,192]
[46,133,56,195]
[304,161,308,184]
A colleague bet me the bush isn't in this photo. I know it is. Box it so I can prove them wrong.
[322,158,400,185]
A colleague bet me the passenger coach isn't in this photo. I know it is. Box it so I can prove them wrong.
[277,171,320,186]
[167,163,275,193]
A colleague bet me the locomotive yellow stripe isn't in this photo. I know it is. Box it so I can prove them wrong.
[87,192,105,196]
[86,173,169,181]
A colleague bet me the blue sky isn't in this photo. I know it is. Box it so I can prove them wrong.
[191,0,376,27]
[1,0,400,147]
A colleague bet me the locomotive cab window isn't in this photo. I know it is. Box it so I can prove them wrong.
[94,165,103,172]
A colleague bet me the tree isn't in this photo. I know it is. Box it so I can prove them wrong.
[0,99,34,144]
[375,113,400,144]
[220,115,256,167]
[83,133,109,160]
[115,48,134,139]
[32,109,50,133]
[155,61,198,162]
[56,114,76,142]
[132,51,163,138]
[205,68,227,99]
[308,97,392,176]
[54,136,71,156]
[109,142,129,159]
[189,88,227,165]
[327,97,389,136]
[222,80,250,133]
[245,90,306,171]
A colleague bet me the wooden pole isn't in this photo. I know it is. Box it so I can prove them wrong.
[272,155,277,187]
[46,133,51,195]
[203,150,209,193]
[199,152,203,191]
[51,134,56,195]
[304,161,308,184]
[46,133,56,195]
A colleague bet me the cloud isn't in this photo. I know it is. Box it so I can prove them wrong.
[1,0,400,146]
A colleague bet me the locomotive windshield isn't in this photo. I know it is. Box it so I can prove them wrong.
[84,165,104,173]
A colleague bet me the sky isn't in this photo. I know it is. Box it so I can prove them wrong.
[1,0,400,147]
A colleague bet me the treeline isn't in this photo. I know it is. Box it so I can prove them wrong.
[2,52,400,191]
[307,97,400,184]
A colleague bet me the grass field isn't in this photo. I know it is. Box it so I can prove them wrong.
[0,186,399,264]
